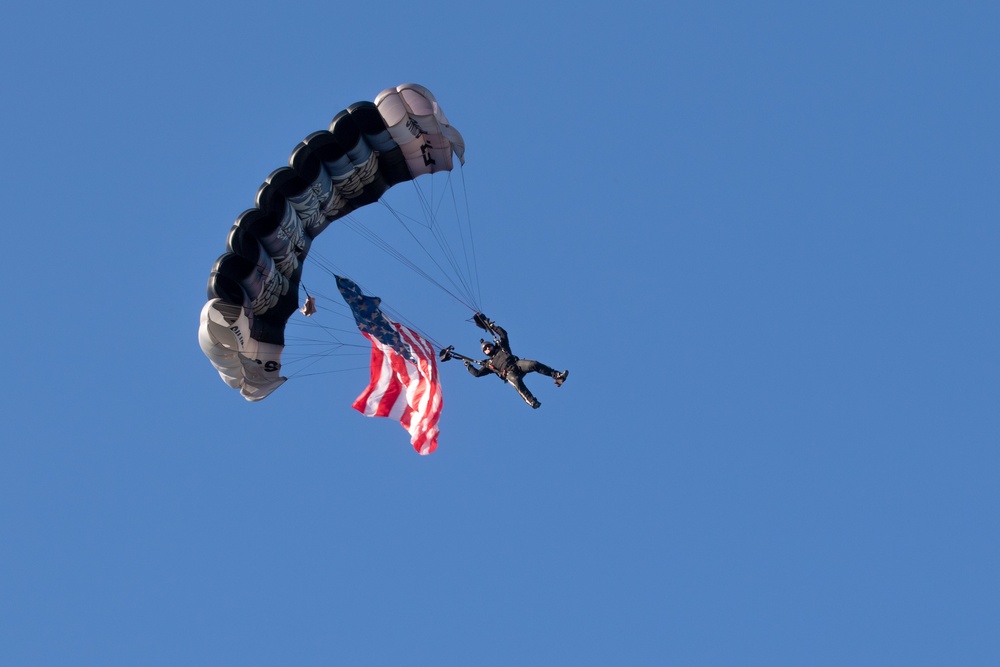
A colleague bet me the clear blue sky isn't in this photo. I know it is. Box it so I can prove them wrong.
[2,2,998,665]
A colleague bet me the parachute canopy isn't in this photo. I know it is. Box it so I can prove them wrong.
[199,84,465,400]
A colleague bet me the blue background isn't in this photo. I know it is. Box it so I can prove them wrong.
[2,2,997,665]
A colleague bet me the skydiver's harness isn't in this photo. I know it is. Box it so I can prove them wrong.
[480,344,519,381]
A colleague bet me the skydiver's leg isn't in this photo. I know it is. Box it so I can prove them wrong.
[516,359,568,387]
[507,373,540,409]
[515,359,558,378]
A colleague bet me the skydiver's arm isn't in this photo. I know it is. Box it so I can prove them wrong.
[466,360,492,377]
[475,314,510,350]
[492,325,510,350]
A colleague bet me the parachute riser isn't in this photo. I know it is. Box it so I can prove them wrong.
[438,345,477,364]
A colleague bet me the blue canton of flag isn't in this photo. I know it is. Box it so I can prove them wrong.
[335,276,416,362]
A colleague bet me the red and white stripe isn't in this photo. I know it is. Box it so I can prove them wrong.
[352,322,443,455]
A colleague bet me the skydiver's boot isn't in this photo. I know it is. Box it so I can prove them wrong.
[554,370,569,387]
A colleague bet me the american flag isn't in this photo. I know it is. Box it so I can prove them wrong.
[336,276,442,455]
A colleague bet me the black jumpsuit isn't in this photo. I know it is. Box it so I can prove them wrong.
[466,325,560,407]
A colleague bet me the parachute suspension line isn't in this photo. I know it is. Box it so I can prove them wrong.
[384,197,474,307]
[374,176,482,311]
[382,303,448,352]
[275,276,371,382]
[338,204,477,313]
[405,173,482,312]
[447,166,483,311]
[457,166,483,309]
[340,212,472,311]
[300,257,450,353]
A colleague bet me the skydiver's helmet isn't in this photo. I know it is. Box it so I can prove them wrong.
[481,339,495,354]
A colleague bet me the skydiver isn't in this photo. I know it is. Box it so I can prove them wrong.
[461,314,568,409]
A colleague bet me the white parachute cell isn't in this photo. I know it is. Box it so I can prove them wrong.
[376,83,466,174]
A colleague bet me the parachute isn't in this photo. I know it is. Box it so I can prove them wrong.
[199,84,466,400]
